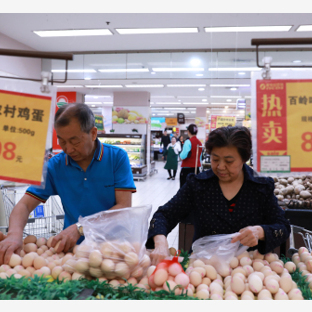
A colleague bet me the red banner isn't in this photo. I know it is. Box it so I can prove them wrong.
[256,79,312,173]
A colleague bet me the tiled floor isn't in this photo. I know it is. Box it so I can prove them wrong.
[132,160,182,250]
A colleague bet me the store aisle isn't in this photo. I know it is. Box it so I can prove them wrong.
[132,161,181,251]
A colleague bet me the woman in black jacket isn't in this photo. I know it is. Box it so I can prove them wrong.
[147,126,291,265]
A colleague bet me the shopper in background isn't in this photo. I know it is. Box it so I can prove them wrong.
[147,126,291,265]
[174,132,180,142]
[179,135,185,149]
[0,103,136,265]
[179,124,202,188]
[162,136,181,180]
[160,130,171,161]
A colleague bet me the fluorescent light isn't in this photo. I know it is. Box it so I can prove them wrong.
[226,99,232,102]
[98,68,149,73]
[154,102,180,104]
[164,108,186,110]
[204,26,292,32]
[210,96,242,98]
[177,96,207,98]
[196,74,204,77]
[210,84,250,87]
[202,99,207,102]
[116,28,198,35]
[56,85,83,88]
[183,102,209,105]
[198,88,205,91]
[84,77,91,80]
[52,69,96,73]
[230,88,237,91]
[211,103,236,105]
[85,95,111,98]
[151,96,175,98]
[296,25,312,32]
[152,68,204,72]
[34,29,112,37]
[103,102,113,104]
[209,67,260,72]
[85,102,102,104]
[191,111,196,114]
[238,72,246,75]
[151,72,156,75]
[292,60,302,63]
[190,58,201,66]
[167,84,206,87]
[85,85,123,88]
[125,84,164,88]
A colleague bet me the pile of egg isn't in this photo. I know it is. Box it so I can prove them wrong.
[146,262,192,296]
[0,235,151,285]
[291,246,312,289]
[63,240,151,282]
[184,249,305,300]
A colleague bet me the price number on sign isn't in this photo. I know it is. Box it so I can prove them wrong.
[0,142,16,160]
[301,132,312,152]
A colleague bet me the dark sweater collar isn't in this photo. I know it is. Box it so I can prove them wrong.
[195,163,267,185]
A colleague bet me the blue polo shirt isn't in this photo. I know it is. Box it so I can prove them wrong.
[26,138,136,232]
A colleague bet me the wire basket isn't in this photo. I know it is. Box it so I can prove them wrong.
[0,186,65,239]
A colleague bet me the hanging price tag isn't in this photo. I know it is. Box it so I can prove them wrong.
[255,79,312,173]
[0,89,53,185]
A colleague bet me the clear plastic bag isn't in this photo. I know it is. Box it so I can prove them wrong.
[189,233,249,277]
[63,205,152,281]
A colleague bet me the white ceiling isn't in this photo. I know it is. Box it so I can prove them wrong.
[1,13,312,118]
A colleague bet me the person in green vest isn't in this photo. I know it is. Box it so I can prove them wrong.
[162,136,181,180]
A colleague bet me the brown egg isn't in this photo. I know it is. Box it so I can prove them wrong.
[46,236,55,248]
[24,235,37,245]
[8,254,22,268]
[22,253,36,268]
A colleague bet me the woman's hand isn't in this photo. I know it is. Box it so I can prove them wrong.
[150,235,170,265]
[231,226,265,247]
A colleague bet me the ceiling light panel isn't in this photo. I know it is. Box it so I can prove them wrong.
[296,25,312,32]
[33,29,113,37]
[85,85,123,88]
[210,84,250,87]
[52,69,96,73]
[115,28,198,35]
[56,85,83,88]
[204,26,292,32]
[152,68,204,72]
[125,84,164,88]
[98,69,149,73]
[167,84,206,87]
[208,67,260,71]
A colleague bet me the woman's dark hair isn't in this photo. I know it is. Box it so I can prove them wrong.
[54,103,95,133]
[205,126,252,162]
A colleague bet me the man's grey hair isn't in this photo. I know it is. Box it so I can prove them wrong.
[54,103,95,133]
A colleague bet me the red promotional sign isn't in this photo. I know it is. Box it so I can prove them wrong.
[256,79,312,173]
[210,115,217,129]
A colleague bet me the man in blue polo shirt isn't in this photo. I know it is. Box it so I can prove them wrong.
[0,104,136,265]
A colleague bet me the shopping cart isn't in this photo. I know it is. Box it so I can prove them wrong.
[0,186,65,239]
[279,207,312,257]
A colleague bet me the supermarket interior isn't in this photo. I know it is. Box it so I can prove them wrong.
[0,8,312,301]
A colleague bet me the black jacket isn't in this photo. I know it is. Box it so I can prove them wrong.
[146,164,290,254]
[160,135,171,148]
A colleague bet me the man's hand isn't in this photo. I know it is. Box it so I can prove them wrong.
[231,226,265,247]
[0,233,23,265]
[51,224,80,253]
[150,235,170,265]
